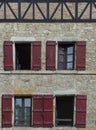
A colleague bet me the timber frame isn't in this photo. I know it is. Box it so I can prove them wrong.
[0,0,96,22]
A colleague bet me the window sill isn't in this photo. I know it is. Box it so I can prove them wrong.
[0,70,96,75]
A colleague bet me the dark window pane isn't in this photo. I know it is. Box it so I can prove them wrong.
[58,55,64,62]
[58,63,64,70]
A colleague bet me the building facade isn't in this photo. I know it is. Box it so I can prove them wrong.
[0,1,96,130]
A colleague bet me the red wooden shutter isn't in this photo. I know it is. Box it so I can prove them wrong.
[4,41,13,71]
[2,95,12,128]
[33,95,43,127]
[76,41,86,70]
[76,95,87,128]
[46,41,56,70]
[33,95,53,127]
[32,41,41,70]
[43,95,53,127]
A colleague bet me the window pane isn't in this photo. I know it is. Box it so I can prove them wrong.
[67,63,73,70]
[58,63,64,70]
[15,98,22,107]
[24,98,31,107]
[58,55,64,62]
[58,47,64,54]
[25,108,31,116]
[67,47,73,54]
[67,55,73,62]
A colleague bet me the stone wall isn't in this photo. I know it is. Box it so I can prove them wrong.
[0,22,96,130]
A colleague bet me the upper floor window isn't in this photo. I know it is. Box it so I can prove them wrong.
[46,41,86,71]
[4,41,41,71]
[4,40,86,71]
[15,43,31,70]
[58,43,75,70]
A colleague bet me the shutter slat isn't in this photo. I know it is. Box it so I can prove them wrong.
[4,41,13,71]
[2,95,12,128]
[76,41,86,70]
[76,95,87,128]
[46,41,56,70]
[32,41,41,70]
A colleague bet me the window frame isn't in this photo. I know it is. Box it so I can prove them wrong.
[57,42,75,70]
[14,96,32,127]
[55,95,75,127]
[14,42,32,70]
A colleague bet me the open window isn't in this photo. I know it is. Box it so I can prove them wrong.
[4,41,41,71]
[58,42,75,70]
[15,43,31,70]
[46,41,86,71]
[55,96,74,126]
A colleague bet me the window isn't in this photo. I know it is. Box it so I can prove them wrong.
[56,96,74,126]
[2,95,53,128]
[55,95,87,128]
[15,43,31,70]
[14,97,32,126]
[58,43,75,70]
[46,41,86,71]
[4,41,41,71]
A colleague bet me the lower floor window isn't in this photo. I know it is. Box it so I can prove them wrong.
[14,97,32,126]
[2,94,86,128]
[56,96,74,126]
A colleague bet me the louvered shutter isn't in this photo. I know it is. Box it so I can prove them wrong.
[4,41,13,71]
[43,95,53,127]
[76,41,86,70]
[76,95,87,128]
[33,95,43,127]
[46,41,56,70]
[2,95,12,128]
[32,41,41,70]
